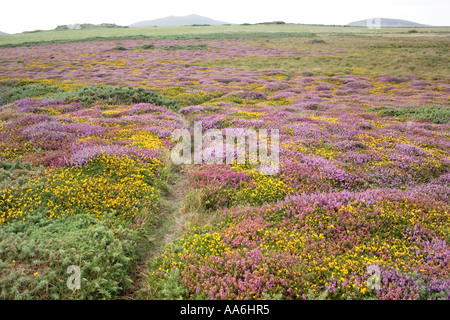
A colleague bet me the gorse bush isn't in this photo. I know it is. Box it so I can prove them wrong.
[0,158,42,190]
[160,44,209,51]
[0,154,166,299]
[0,158,32,171]
[370,105,450,124]
[161,268,186,299]
[1,83,181,111]
[0,213,138,299]
[0,154,163,225]
[135,43,155,50]
[0,84,63,105]
[67,86,181,111]
[134,43,209,51]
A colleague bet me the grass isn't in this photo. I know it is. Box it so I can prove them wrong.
[1,24,449,47]
[202,35,450,78]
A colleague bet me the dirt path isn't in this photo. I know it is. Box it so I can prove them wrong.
[119,168,191,299]
[120,113,194,299]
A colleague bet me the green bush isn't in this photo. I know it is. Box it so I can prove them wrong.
[161,44,209,51]
[258,21,286,25]
[135,43,155,50]
[0,213,138,299]
[0,84,63,105]
[161,268,186,299]
[67,86,181,111]
[0,158,42,190]
[369,105,450,124]
[1,83,181,111]
[134,43,209,51]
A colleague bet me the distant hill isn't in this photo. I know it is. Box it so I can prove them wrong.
[0,31,7,35]
[348,18,430,27]
[129,14,230,28]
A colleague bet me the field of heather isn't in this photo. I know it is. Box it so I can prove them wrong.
[0,25,449,300]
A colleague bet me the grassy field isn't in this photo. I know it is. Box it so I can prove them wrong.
[1,24,449,46]
[204,35,450,78]
[0,24,449,300]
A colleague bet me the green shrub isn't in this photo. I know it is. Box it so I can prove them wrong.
[161,44,209,51]
[161,268,186,299]
[308,39,327,44]
[258,21,286,25]
[0,84,63,105]
[369,105,450,124]
[67,86,181,111]
[0,158,42,190]
[135,43,155,50]
[0,213,139,299]
[1,83,181,111]
[134,43,209,51]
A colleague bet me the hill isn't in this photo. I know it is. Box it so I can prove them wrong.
[348,18,430,27]
[0,31,7,35]
[129,14,230,28]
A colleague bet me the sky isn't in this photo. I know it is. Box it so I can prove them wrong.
[1,0,449,34]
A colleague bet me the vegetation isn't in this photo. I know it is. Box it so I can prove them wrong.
[66,86,181,110]
[0,213,138,299]
[0,83,181,111]
[0,24,448,48]
[0,84,64,105]
[135,43,209,50]
[0,25,448,300]
[202,35,450,78]
[370,105,450,124]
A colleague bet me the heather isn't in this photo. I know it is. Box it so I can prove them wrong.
[144,104,449,300]
[148,189,449,300]
[0,27,449,300]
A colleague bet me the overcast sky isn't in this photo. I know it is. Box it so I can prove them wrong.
[1,0,449,34]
